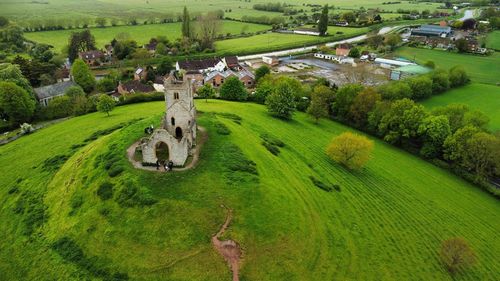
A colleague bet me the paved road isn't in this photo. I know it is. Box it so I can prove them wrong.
[238,26,399,60]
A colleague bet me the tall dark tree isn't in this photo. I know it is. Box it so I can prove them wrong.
[68,29,96,62]
[318,5,328,36]
[181,6,192,39]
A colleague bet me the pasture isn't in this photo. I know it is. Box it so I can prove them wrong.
[421,83,500,131]
[0,0,450,23]
[24,21,270,52]
[0,100,498,280]
[395,47,500,85]
[485,31,500,51]
[216,27,369,54]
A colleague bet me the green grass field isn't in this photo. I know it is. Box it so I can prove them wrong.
[485,31,500,51]
[216,27,369,54]
[421,83,500,131]
[395,47,500,85]
[0,0,449,22]
[24,21,270,52]
[0,100,498,280]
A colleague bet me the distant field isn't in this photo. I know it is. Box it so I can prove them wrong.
[421,83,500,131]
[395,47,500,85]
[216,27,369,55]
[485,31,500,51]
[0,0,450,23]
[25,21,270,52]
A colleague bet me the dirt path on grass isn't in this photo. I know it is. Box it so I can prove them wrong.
[212,205,241,281]
[126,126,207,172]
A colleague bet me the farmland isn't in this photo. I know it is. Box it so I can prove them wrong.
[24,21,270,52]
[1,100,498,280]
[485,30,500,50]
[395,47,500,85]
[0,0,450,23]
[216,27,369,54]
[421,83,500,131]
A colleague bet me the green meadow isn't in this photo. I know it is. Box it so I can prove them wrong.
[395,47,500,85]
[421,83,500,132]
[485,30,500,51]
[24,21,270,52]
[0,100,498,280]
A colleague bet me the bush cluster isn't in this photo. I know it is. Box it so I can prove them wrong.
[261,133,285,156]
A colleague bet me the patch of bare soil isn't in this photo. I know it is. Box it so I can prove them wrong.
[212,205,241,281]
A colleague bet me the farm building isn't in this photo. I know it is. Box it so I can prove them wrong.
[411,25,452,38]
[293,27,321,36]
[314,53,355,64]
[390,65,431,80]
[374,58,416,68]
[34,81,77,107]
[262,56,279,66]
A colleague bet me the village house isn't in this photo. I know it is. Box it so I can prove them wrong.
[204,68,255,88]
[222,56,240,70]
[335,43,351,57]
[134,67,147,81]
[78,50,105,66]
[117,80,155,95]
[104,44,113,60]
[176,58,225,73]
[144,40,158,53]
[34,80,77,107]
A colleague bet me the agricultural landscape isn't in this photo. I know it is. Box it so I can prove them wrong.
[0,0,499,281]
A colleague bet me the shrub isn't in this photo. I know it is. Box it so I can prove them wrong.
[309,176,333,192]
[261,133,285,147]
[217,112,242,124]
[13,191,47,235]
[262,141,280,155]
[215,122,231,135]
[220,76,247,101]
[97,182,114,200]
[115,181,157,208]
[42,154,70,172]
[108,165,124,177]
[326,132,374,170]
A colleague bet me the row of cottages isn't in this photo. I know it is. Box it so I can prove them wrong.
[314,53,354,64]
[176,56,255,88]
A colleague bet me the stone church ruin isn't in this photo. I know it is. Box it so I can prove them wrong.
[140,71,197,167]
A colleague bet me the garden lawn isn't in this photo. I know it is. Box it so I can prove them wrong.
[421,83,500,131]
[394,47,500,85]
[24,21,270,52]
[0,100,498,281]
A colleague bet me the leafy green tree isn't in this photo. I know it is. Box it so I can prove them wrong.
[144,65,156,83]
[156,42,168,55]
[461,133,499,179]
[464,110,489,130]
[440,237,477,275]
[326,132,374,170]
[431,103,487,132]
[112,40,137,60]
[307,85,333,123]
[156,57,174,75]
[418,115,451,158]
[0,63,33,94]
[0,16,8,27]
[65,86,88,115]
[0,82,35,124]
[443,125,480,163]
[448,66,469,88]
[348,87,381,127]
[378,98,427,145]
[255,65,270,83]
[71,59,95,93]
[430,69,450,94]
[67,29,96,62]
[96,77,117,93]
[384,34,402,50]
[407,76,433,100]
[253,74,274,104]
[318,5,329,36]
[367,34,384,49]
[266,78,296,119]
[341,12,356,23]
[377,81,412,100]
[46,95,73,118]
[197,83,216,102]
[220,76,247,101]
[332,84,364,120]
[455,38,469,53]
[95,17,107,28]
[30,44,54,62]
[97,94,115,116]
[348,47,360,58]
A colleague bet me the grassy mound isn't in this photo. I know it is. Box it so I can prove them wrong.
[0,100,498,280]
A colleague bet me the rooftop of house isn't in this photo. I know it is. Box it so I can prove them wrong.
[79,50,104,60]
[135,68,144,75]
[336,43,351,50]
[177,58,221,71]
[412,25,452,34]
[224,56,239,66]
[34,81,77,100]
[204,70,236,82]
[121,80,155,93]
[154,76,165,85]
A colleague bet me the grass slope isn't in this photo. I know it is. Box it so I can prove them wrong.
[485,30,500,51]
[421,83,500,131]
[395,47,500,85]
[0,100,498,280]
[25,21,270,52]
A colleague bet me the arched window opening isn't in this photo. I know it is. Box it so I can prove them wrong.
[155,142,169,162]
[175,127,183,139]
[174,92,179,99]
[171,117,175,126]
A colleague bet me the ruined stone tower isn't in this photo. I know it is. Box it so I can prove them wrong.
[141,71,197,167]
